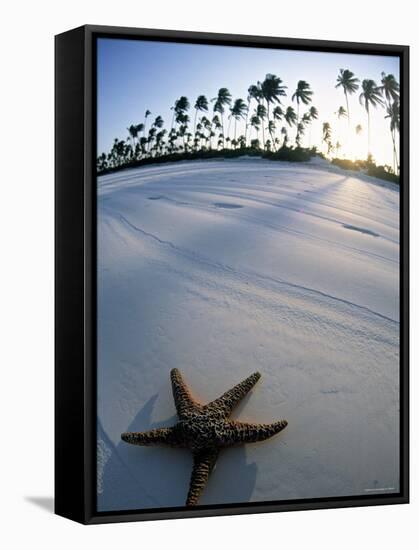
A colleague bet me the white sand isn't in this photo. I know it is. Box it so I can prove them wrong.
[96,158,399,511]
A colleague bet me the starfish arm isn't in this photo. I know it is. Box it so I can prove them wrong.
[121,427,181,447]
[204,372,261,418]
[218,419,288,446]
[186,449,219,506]
[170,368,200,418]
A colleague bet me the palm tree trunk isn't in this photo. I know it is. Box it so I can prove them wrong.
[244,100,250,146]
[344,90,350,158]
[367,109,370,159]
[193,109,198,149]
[345,90,350,126]
[221,115,225,149]
[296,102,300,147]
[170,110,175,134]
[387,97,398,175]
[267,105,275,152]
[391,128,398,175]
[227,116,232,149]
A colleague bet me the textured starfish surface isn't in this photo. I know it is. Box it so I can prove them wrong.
[121,369,288,506]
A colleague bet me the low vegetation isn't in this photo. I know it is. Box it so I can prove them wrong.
[98,145,319,175]
[331,156,399,184]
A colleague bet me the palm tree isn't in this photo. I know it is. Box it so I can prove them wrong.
[175,98,190,149]
[301,112,311,125]
[147,127,156,154]
[155,129,166,156]
[292,81,313,123]
[261,74,286,107]
[112,139,127,166]
[140,136,148,157]
[209,130,216,150]
[230,99,248,146]
[380,73,400,173]
[335,69,359,126]
[171,97,189,139]
[250,114,261,144]
[127,124,138,155]
[268,120,276,150]
[193,95,208,142]
[306,106,318,147]
[136,122,144,140]
[177,112,190,130]
[273,105,284,121]
[245,84,261,146]
[167,128,177,153]
[335,106,347,155]
[196,122,203,147]
[359,79,384,158]
[322,122,332,156]
[299,112,311,147]
[336,106,347,120]
[260,74,287,147]
[284,106,297,146]
[295,122,306,147]
[284,106,297,128]
[309,106,318,121]
[385,100,400,174]
[186,131,193,151]
[200,116,212,149]
[177,124,187,150]
[97,152,108,172]
[272,106,284,146]
[379,73,399,104]
[143,109,151,136]
[292,81,313,146]
[153,115,164,129]
[255,104,267,149]
[280,126,288,147]
[212,88,232,148]
[212,115,222,147]
[175,96,190,113]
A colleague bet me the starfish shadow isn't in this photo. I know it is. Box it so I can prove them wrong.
[99,394,190,511]
[201,445,258,506]
[202,392,258,506]
[98,393,257,511]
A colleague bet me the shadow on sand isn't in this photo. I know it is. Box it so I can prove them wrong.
[98,394,257,511]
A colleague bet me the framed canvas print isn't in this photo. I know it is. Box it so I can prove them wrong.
[55,25,409,524]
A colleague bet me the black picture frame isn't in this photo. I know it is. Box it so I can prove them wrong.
[55,24,409,525]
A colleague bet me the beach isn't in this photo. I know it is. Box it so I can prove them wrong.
[96,157,400,511]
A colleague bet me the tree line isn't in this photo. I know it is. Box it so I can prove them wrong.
[97,70,400,175]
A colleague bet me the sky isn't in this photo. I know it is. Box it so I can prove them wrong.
[97,38,400,166]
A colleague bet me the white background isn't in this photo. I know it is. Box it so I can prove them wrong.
[0,1,416,548]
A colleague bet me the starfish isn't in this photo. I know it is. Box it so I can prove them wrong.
[121,369,288,506]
